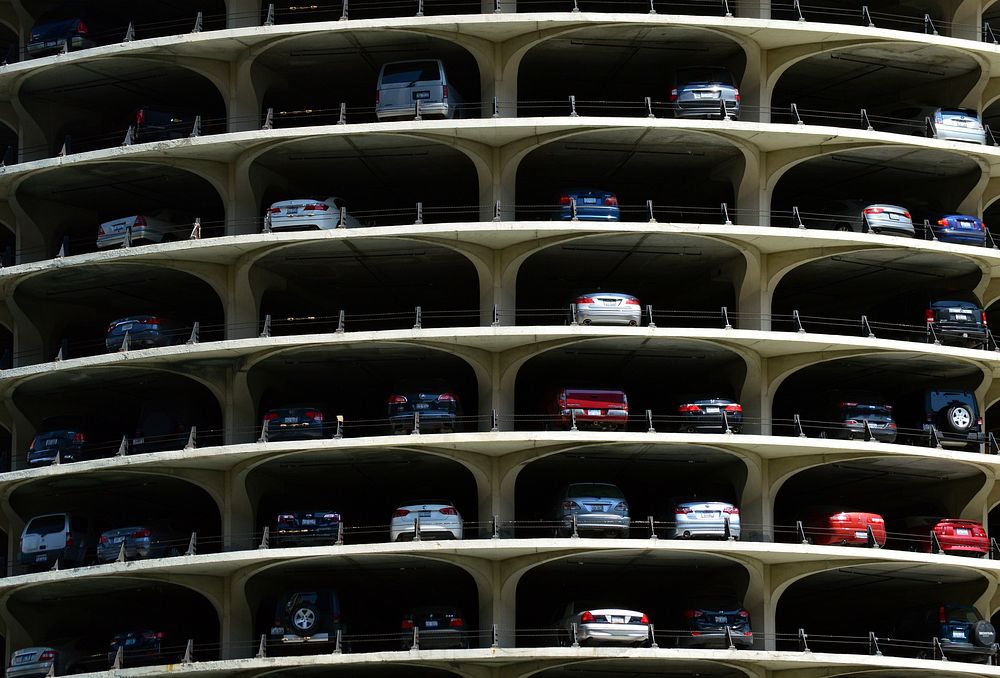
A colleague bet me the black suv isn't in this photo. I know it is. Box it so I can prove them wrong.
[676,602,753,649]
[896,604,997,662]
[27,425,91,466]
[926,300,988,349]
[274,510,342,547]
[923,390,984,452]
[269,590,344,651]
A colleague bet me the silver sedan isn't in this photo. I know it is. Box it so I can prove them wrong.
[558,604,651,647]
[667,500,740,540]
[266,197,362,231]
[572,292,641,326]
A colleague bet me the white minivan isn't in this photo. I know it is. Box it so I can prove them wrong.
[375,59,464,121]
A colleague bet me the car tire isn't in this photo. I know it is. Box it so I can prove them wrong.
[835,223,851,232]
[627,320,638,327]
[974,620,996,647]
[944,405,974,433]
[288,602,320,636]
[581,318,592,325]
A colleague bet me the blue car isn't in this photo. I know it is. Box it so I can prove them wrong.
[27,15,95,59]
[932,214,987,246]
[105,315,186,352]
[387,391,461,434]
[559,189,620,221]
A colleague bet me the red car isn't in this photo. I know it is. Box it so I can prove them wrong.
[892,517,989,557]
[552,388,628,431]
[804,509,886,547]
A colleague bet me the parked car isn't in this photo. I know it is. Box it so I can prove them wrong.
[670,66,740,119]
[19,513,94,570]
[890,516,989,557]
[27,14,95,58]
[96,523,183,563]
[931,214,987,247]
[818,400,897,443]
[676,398,743,433]
[815,199,914,237]
[131,401,193,454]
[375,59,464,121]
[668,499,740,540]
[132,106,203,143]
[105,315,186,352]
[571,292,639,326]
[7,648,63,678]
[921,390,984,452]
[894,604,996,662]
[96,211,190,249]
[555,483,630,537]
[107,631,170,666]
[676,603,753,648]
[269,590,344,648]
[262,406,326,441]
[801,509,886,547]
[27,426,90,466]
[275,510,342,547]
[390,501,463,541]
[926,107,986,145]
[387,391,461,434]
[557,602,650,647]
[551,388,628,431]
[558,189,620,222]
[926,300,988,349]
[266,197,361,231]
[400,606,469,649]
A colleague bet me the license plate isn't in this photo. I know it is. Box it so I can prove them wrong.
[424,620,438,628]
[112,536,125,544]
[715,616,727,623]
[270,626,284,635]
[46,439,59,446]
[413,91,430,100]
[302,519,316,526]
[601,300,617,306]
[581,198,597,205]
[35,554,46,562]
[125,639,136,647]
[587,409,601,415]
[956,528,970,536]
[419,511,432,517]
[888,213,899,220]
[953,630,966,638]
[955,315,970,321]
[961,221,975,229]
[414,403,430,410]
[696,91,719,99]
[854,531,868,539]
[705,407,720,413]
[45,40,57,48]
[699,512,720,519]
[14,655,35,665]
[285,209,298,215]
[120,323,134,332]
[611,616,625,623]
[588,504,606,512]
[283,417,297,423]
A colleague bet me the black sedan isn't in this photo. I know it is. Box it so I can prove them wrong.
[676,398,743,433]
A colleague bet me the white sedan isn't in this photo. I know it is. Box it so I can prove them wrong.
[390,502,463,541]
[558,603,651,646]
[266,197,362,231]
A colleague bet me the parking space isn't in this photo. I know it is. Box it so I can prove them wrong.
[18,58,226,158]
[516,26,744,118]
[254,32,480,126]
[15,164,225,261]
[252,135,480,227]
[515,551,749,647]
[255,238,479,332]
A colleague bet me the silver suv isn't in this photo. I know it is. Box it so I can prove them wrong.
[375,59,464,121]
[671,66,740,120]
[555,483,630,537]
[19,513,94,571]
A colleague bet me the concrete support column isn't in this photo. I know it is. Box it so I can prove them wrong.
[740,40,766,123]
[736,251,770,331]
[225,367,257,446]
[10,96,46,163]
[734,0,768,18]
[226,0,262,28]
[221,577,255,658]
[950,0,983,39]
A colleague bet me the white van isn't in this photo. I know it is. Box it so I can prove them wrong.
[375,59,464,121]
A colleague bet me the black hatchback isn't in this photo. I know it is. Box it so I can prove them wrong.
[925,300,988,349]
[387,391,461,434]
[27,427,89,466]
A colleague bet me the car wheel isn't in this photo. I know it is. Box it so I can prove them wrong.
[915,649,931,660]
[627,320,638,327]
[288,602,320,636]
[835,223,851,232]
[944,405,973,433]
[581,318,592,325]
[974,620,996,647]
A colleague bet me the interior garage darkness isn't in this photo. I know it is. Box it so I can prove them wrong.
[514,445,746,535]
[514,338,746,428]
[247,558,479,649]
[514,130,741,221]
[770,43,981,123]
[247,345,480,436]
[249,448,479,545]
[11,369,223,468]
[18,59,226,158]
[515,233,740,325]
[516,26,745,117]
[516,552,749,646]
[13,264,225,363]
[252,136,479,227]
[15,164,225,262]
[255,239,479,332]
[7,581,220,669]
[255,32,480,126]
[772,249,983,337]
[771,353,983,440]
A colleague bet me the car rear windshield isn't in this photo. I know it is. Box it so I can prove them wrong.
[675,67,734,86]
[944,606,981,623]
[841,405,892,419]
[940,108,979,119]
[567,484,623,499]
[381,61,440,85]
[27,515,66,535]
[928,391,977,413]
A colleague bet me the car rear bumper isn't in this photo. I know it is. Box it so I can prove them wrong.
[559,207,621,221]
[864,216,914,237]
[6,662,55,678]
[377,103,453,120]
[267,425,324,441]
[577,623,649,644]
[669,518,741,539]
[679,414,743,432]
[564,514,630,533]
[843,424,897,442]
[389,412,457,432]
[938,539,990,556]
[401,629,467,649]
[678,631,753,648]
[675,100,740,119]
[575,307,640,325]
[20,548,67,567]
[935,127,986,144]
[934,229,987,246]
[559,412,628,429]
[813,526,886,546]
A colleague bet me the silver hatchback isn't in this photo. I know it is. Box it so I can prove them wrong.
[556,483,630,537]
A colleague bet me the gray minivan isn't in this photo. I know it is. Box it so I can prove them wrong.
[20,513,94,570]
[375,59,464,121]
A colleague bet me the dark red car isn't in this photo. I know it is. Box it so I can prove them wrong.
[803,509,886,547]
[891,517,989,557]
[552,388,628,431]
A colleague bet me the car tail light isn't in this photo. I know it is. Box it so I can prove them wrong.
[675,507,693,514]
[449,617,464,628]
[723,506,739,514]
[938,218,949,227]
[387,395,407,404]
[975,525,987,536]
[940,606,947,623]
[580,611,595,623]
[925,309,935,323]
[978,416,984,426]
[149,632,165,640]
[615,501,628,511]
[439,507,458,515]
[437,393,457,402]
[302,203,329,211]
[738,610,749,618]
[262,412,279,422]
[640,613,649,624]
[268,207,282,214]
[136,108,146,125]
[99,535,109,544]
[982,311,989,326]
[73,431,86,443]
[304,410,323,421]
[669,88,678,102]
[864,207,885,216]
[690,631,702,636]
[144,317,163,326]
[724,404,742,412]
[393,509,410,517]
[37,651,56,662]
[323,513,340,522]
[683,610,703,619]
[132,529,151,538]
[734,90,741,102]
[76,20,88,34]
[844,419,859,426]
[277,514,296,525]
[401,619,414,629]
[559,195,572,205]
[624,297,640,305]
[443,85,449,99]
[65,531,74,548]
[678,404,701,413]
[983,222,988,231]
[886,422,897,429]
[134,216,147,228]
[902,211,911,219]
[562,500,580,510]
[870,516,884,523]
[575,296,596,304]
[604,195,618,206]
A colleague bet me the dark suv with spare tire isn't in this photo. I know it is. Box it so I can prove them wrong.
[922,390,984,452]
[269,590,344,652]
[895,604,997,662]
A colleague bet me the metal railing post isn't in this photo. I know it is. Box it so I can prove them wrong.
[860,108,873,131]
[861,315,874,338]
[648,515,657,539]
[412,625,420,649]
[493,201,501,222]
[927,321,941,345]
[790,103,804,125]
[571,622,580,647]
[492,624,499,647]
[721,202,732,225]
[798,628,810,651]
[191,11,203,33]
[646,199,656,222]
[261,107,274,130]
[414,98,421,120]
[415,202,423,225]
[570,197,578,220]
[185,426,197,450]
[931,530,943,554]
[338,102,347,125]
[796,520,809,544]
[492,515,500,538]
[411,411,421,435]
[264,3,275,25]
[570,409,578,431]
[929,425,943,449]
[336,520,344,545]
[112,646,124,670]
[867,524,880,548]
[416,0,424,16]
[721,0,732,17]
[255,634,267,658]
[987,22,999,44]
[334,629,343,654]
[189,115,202,138]
[258,419,269,444]
[569,95,578,116]
[492,96,500,117]
[491,409,499,432]
[186,322,200,345]
[722,306,732,329]
[117,435,129,457]
[724,625,735,650]
[260,314,271,338]
[414,515,421,541]
[721,408,731,434]
[862,5,874,26]
[924,13,938,35]
[258,526,269,549]
[646,409,655,433]
[185,531,197,556]
[989,431,999,454]
[793,0,804,20]
[336,310,345,333]
[863,418,875,442]
[189,217,201,240]
[182,639,194,663]
[793,414,806,438]
[340,0,348,19]
[869,631,882,656]
[724,514,733,540]
[123,21,135,42]
[334,415,344,439]
[645,96,654,118]
[571,514,579,537]
[646,304,656,328]
[122,222,132,249]
[492,305,500,327]
[793,310,805,332]
[792,205,805,228]
[337,206,346,228]
[414,306,422,329]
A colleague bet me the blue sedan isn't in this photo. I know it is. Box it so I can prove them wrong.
[932,214,987,246]
[559,189,620,221]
